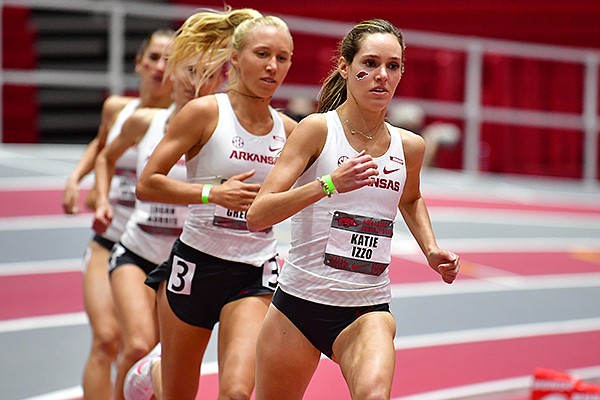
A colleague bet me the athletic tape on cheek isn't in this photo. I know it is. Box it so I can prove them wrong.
[355,70,369,80]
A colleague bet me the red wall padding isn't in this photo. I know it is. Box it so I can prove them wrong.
[2,7,37,69]
[479,56,586,177]
[4,1,595,178]
[2,7,39,143]
[3,85,39,143]
[168,0,597,178]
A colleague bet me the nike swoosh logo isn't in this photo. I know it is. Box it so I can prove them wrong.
[137,359,150,374]
[382,167,401,174]
[269,146,283,152]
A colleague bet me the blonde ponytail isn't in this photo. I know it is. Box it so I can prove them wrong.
[167,8,262,93]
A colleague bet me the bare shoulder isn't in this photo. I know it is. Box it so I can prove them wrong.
[287,113,328,143]
[170,95,219,156]
[97,95,137,143]
[130,107,163,126]
[102,95,135,116]
[122,107,163,142]
[171,95,218,132]
[177,94,218,122]
[296,112,328,133]
[392,125,426,154]
[285,113,328,160]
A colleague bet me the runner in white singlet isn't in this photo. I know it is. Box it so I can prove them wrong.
[61,28,173,400]
[247,19,461,400]
[136,9,297,400]
[93,54,223,400]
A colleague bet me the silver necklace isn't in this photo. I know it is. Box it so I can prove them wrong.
[337,108,383,141]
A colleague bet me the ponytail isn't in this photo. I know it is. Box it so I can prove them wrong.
[317,70,346,113]
[167,7,262,93]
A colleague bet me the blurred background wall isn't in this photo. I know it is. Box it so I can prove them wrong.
[2,0,599,184]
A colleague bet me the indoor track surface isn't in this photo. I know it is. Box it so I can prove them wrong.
[1,144,599,400]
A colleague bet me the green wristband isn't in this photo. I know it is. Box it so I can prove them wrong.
[201,184,212,204]
[322,174,336,193]
[317,174,335,198]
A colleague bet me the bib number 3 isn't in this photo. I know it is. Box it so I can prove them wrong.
[167,255,196,295]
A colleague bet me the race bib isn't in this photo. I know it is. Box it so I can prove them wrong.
[262,256,280,291]
[137,202,187,236]
[324,211,393,276]
[113,168,137,207]
[212,205,271,233]
[167,255,196,296]
[212,205,249,230]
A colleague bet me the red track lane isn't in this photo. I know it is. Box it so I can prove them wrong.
[188,330,600,399]
[0,256,439,321]
[0,253,487,322]
[390,331,600,397]
[0,189,91,217]
[2,189,600,218]
[388,249,600,284]
[3,187,599,399]
[0,271,84,320]
[459,251,600,276]
[425,197,600,216]
[64,331,599,400]
[3,249,599,321]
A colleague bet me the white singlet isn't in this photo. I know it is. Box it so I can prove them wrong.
[121,104,188,264]
[278,110,407,307]
[102,97,141,242]
[180,93,286,266]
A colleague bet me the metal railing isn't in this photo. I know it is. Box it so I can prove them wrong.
[1,0,599,186]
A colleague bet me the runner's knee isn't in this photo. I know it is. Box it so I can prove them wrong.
[92,327,120,361]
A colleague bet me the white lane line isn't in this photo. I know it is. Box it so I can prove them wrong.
[22,386,83,400]
[2,247,599,289]
[0,150,81,176]
[391,272,600,296]
[0,176,93,190]
[409,237,600,253]
[20,360,219,400]
[396,366,600,400]
[0,258,82,276]
[399,376,531,400]
[394,317,600,350]
[4,277,600,333]
[1,237,597,277]
[2,250,599,289]
[0,214,92,231]
[0,144,85,160]
[428,207,600,226]
[21,367,600,400]
[0,312,87,333]
[2,207,598,230]
[17,320,600,400]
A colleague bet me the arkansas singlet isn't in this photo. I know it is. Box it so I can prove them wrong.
[278,110,407,307]
[180,93,286,267]
[101,97,141,242]
[120,104,188,265]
